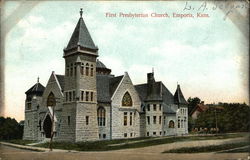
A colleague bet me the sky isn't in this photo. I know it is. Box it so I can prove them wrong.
[2,1,249,121]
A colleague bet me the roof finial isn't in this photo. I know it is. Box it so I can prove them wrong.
[152,67,154,74]
[80,8,83,17]
[37,76,40,83]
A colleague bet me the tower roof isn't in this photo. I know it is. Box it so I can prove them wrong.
[173,84,188,105]
[25,81,45,95]
[64,9,98,52]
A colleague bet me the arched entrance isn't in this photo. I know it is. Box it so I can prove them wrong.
[43,114,52,138]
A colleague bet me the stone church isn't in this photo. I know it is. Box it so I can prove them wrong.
[23,10,188,142]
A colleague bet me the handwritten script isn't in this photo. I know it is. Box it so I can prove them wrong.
[183,1,249,20]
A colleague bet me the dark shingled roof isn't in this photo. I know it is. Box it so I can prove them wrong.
[109,75,124,97]
[134,82,174,104]
[96,74,112,103]
[164,106,176,114]
[52,74,123,103]
[25,82,45,95]
[96,59,107,68]
[134,84,148,101]
[56,75,65,91]
[174,84,188,105]
[65,17,98,51]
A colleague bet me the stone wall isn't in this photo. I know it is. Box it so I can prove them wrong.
[111,73,141,139]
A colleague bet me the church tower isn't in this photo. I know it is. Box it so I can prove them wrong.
[60,9,99,142]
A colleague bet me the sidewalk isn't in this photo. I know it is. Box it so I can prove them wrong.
[0,142,71,152]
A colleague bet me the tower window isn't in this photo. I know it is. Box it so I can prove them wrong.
[159,116,162,124]
[159,104,162,111]
[81,65,84,75]
[66,66,69,77]
[153,104,156,111]
[73,91,75,101]
[70,63,73,76]
[90,65,94,76]
[86,116,89,125]
[27,103,31,110]
[147,104,150,111]
[90,92,93,101]
[85,63,89,76]
[68,116,70,125]
[81,91,84,101]
[69,92,72,101]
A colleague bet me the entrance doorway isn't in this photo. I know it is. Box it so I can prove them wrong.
[43,115,52,138]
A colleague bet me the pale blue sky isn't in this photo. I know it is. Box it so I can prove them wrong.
[3,1,248,120]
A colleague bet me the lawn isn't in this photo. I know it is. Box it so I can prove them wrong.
[163,142,250,153]
[34,133,247,151]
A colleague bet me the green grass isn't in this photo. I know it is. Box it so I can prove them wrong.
[3,139,37,145]
[163,142,250,153]
[35,133,247,151]
[220,145,250,153]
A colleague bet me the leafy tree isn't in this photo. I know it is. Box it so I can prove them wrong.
[0,117,23,140]
[194,103,250,133]
[187,97,201,115]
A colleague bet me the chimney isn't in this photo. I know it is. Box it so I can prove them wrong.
[147,72,155,97]
[147,72,155,84]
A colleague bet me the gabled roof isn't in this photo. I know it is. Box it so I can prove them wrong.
[190,104,209,116]
[134,82,174,104]
[64,16,98,51]
[173,84,188,105]
[134,84,148,101]
[96,74,112,103]
[25,82,45,95]
[109,75,124,97]
[55,74,64,91]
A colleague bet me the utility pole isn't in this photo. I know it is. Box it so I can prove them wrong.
[215,108,218,134]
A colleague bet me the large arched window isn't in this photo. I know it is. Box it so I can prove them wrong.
[122,91,132,106]
[47,92,56,107]
[97,107,105,126]
[169,120,175,128]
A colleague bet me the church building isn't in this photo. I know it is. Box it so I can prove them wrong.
[23,9,188,142]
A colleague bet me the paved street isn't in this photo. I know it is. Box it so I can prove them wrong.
[1,143,249,160]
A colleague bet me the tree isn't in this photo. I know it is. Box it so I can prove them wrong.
[0,117,23,140]
[187,97,201,115]
[194,103,250,133]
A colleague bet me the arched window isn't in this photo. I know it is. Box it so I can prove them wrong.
[47,92,56,107]
[90,64,94,76]
[81,63,84,75]
[122,91,132,106]
[169,120,175,128]
[70,63,73,76]
[97,107,105,126]
[85,63,89,76]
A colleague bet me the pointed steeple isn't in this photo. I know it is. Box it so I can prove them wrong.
[64,9,98,53]
[174,84,188,105]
